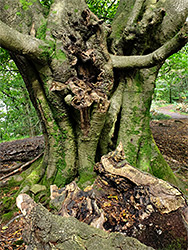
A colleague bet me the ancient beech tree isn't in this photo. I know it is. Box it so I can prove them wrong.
[0,0,188,191]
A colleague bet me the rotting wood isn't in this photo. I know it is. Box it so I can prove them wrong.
[15,143,188,249]
[0,163,22,174]
[48,143,188,249]
[16,193,154,250]
[0,136,44,163]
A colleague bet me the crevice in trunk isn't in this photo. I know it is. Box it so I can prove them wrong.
[110,106,122,151]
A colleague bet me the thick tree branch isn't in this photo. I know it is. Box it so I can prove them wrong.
[111,22,188,69]
[126,0,146,27]
[0,20,49,63]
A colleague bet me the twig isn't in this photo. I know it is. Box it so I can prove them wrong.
[173,165,188,173]
[2,214,24,230]
[0,163,22,174]
[0,152,43,181]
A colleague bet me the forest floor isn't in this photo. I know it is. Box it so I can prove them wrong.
[0,105,188,249]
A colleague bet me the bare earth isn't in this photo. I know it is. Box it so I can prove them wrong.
[151,104,188,183]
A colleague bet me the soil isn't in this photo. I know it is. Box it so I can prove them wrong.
[152,105,188,182]
[0,105,187,250]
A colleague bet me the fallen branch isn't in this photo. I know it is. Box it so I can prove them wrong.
[2,214,24,230]
[0,153,43,181]
[0,163,22,174]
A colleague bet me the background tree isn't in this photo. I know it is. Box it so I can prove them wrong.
[0,48,41,141]
[154,44,188,104]
[0,0,188,194]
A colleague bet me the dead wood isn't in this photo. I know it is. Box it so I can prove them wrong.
[50,143,188,249]
[0,136,44,163]
[0,163,22,174]
[16,193,153,250]
[16,143,188,249]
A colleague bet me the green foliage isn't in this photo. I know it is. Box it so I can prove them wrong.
[175,102,188,113]
[1,211,14,222]
[150,112,171,120]
[4,4,9,10]
[19,0,36,11]
[86,0,120,23]
[159,238,185,250]
[154,44,188,103]
[39,0,53,9]
[0,48,41,142]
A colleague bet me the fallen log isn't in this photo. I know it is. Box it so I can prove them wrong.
[0,136,44,163]
[16,194,153,249]
[16,143,188,249]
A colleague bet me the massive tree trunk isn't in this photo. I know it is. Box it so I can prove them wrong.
[0,0,188,193]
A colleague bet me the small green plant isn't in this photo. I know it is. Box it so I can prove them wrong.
[19,0,34,11]
[40,0,54,9]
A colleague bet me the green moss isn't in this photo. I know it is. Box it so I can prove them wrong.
[21,157,42,179]
[8,177,22,189]
[54,169,67,187]
[78,168,97,189]
[19,159,45,193]
[4,4,9,10]
[159,238,186,250]
[115,25,124,39]
[48,202,59,211]
[53,49,67,61]
[134,73,143,92]
[132,106,139,112]
[137,141,152,173]
[1,194,16,216]
[125,142,137,166]
[39,40,55,59]
[34,190,50,205]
